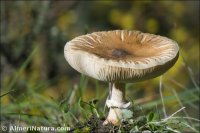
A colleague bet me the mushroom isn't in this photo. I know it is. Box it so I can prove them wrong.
[64,30,179,125]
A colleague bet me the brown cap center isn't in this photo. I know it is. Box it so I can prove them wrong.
[112,49,130,58]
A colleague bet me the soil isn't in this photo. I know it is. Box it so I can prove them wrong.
[69,115,131,133]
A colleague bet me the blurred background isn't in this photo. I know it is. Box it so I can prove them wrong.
[1,0,199,129]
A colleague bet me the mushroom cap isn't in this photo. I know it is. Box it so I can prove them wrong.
[64,30,179,82]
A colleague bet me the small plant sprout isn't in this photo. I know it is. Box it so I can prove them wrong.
[64,30,179,125]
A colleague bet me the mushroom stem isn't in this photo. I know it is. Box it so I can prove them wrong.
[104,83,131,125]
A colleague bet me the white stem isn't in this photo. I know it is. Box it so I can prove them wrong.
[104,83,131,125]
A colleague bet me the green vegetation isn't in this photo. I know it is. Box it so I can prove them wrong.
[1,1,199,132]
[1,49,199,132]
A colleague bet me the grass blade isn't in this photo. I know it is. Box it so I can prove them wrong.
[0,89,16,98]
[5,47,38,91]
